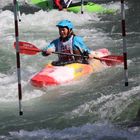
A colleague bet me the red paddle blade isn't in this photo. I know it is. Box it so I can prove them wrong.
[14,41,40,55]
[101,55,124,66]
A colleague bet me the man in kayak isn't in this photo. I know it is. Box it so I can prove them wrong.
[53,0,72,10]
[42,20,95,65]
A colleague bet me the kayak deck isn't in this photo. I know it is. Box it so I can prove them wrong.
[31,62,93,87]
[30,48,111,88]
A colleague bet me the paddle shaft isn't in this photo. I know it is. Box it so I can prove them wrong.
[19,47,118,62]
[14,41,123,65]
[52,52,121,62]
[66,0,73,8]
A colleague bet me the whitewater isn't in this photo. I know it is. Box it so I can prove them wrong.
[0,0,140,139]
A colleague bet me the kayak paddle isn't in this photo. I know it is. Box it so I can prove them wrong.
[13,41,123,66]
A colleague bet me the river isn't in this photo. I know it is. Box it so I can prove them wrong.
[0,0,140,139]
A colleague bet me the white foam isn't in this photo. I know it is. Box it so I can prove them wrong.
[0,72,45,102]
[65,85,140,119]
[8,122,140,140]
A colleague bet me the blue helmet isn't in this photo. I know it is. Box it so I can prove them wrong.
[56,20,74,29]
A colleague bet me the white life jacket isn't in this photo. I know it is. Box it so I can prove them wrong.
[57,35,74,62]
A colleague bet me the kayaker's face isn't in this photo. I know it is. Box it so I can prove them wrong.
[58,27,69,38]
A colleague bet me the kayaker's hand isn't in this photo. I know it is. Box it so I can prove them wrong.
[88,51,99,59]
[83,51,89,58]
[42,51,50,56]
[58,6,63,11]
[42,48,55,56]
[63,8,67,11]
[88,53,95,59]
[83,51,95,59]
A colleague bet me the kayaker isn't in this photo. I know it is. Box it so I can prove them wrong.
[42,20,95,65]
[53,0,72,10]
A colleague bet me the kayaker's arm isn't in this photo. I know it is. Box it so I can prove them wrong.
[41,41,56,56]
[54,0,72,10]
[73,36,95,59]
[54,0,63,10]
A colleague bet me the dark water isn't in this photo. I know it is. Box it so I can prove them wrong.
[0,0,140,139]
